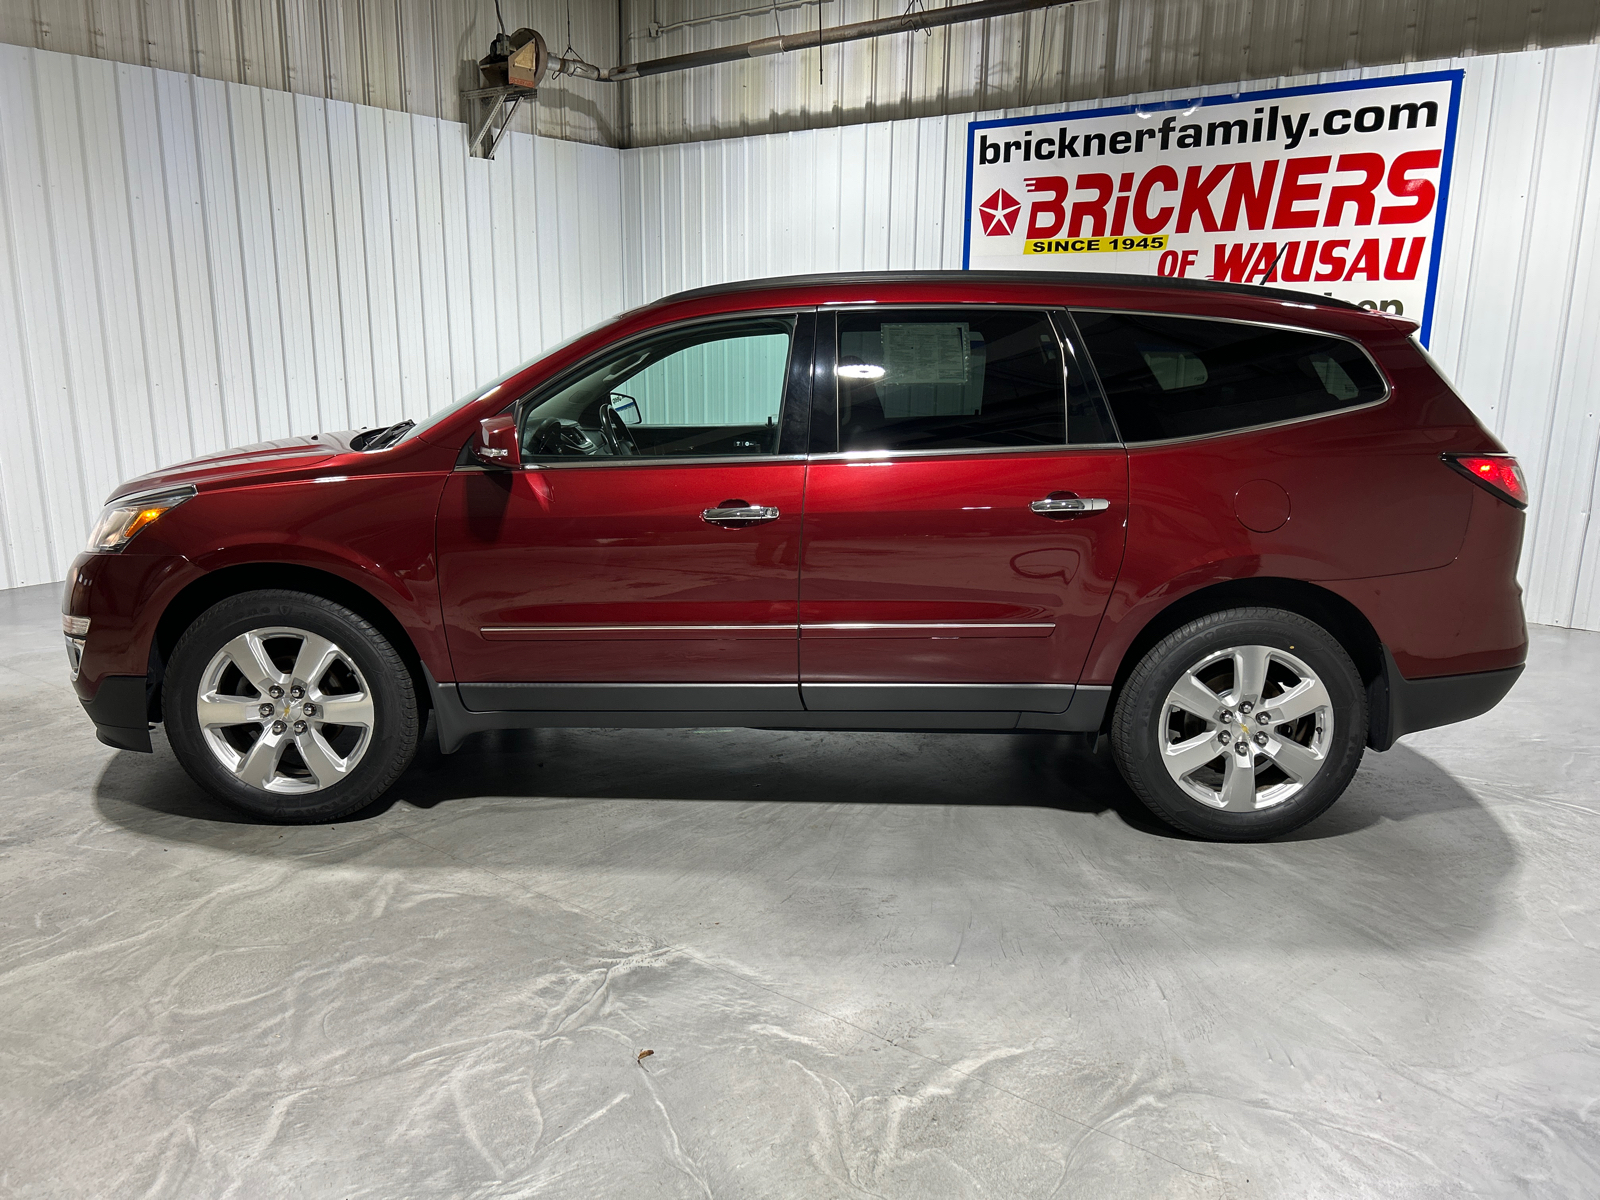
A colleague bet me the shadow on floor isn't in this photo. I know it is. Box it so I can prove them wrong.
[95,720,1165,820]
[96,715,1498,843]
[91,721,1519,956]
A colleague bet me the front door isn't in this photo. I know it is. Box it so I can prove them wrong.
[436,311,813,713]
[797,307,1128,714]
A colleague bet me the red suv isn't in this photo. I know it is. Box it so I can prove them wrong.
[64,272,1527,840]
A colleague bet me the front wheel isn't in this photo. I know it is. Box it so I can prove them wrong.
[165,590,420,822]
[1110,608,1367,841]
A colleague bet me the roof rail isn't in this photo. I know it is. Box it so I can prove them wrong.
[659,270,1362,311]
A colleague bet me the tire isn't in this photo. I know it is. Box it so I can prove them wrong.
[165,589,420,822]
[1110,607,1367,841]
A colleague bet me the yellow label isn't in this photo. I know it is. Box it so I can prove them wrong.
[1023,234,1169,255]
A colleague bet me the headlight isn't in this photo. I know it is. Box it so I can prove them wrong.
[85,486,195,553]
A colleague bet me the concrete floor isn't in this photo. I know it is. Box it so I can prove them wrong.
[1,582,1598,1199]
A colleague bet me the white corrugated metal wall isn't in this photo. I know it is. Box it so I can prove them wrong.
[2,38,1598,633]
[0,0,623,146]
[621,45,1600,631]
[0,43,625,591]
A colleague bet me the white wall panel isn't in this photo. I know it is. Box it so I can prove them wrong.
[2,39,1597,637]
[1,0,621,147]
[620,46,1600,632]
[0,44,624,590]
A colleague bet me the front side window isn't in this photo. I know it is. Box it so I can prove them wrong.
[1072,311,1387,443]
[833,309,1070,452]
[517,315,796,460]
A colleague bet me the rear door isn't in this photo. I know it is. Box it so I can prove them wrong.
[796,306,1128,715]
[436,311,814,714]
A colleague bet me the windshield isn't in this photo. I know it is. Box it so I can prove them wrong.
[393,317,617,445]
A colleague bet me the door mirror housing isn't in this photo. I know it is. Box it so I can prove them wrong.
[473,415,519,469]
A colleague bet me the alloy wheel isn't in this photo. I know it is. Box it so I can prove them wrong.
[194,626,376,794]
[1158,644,1334,812]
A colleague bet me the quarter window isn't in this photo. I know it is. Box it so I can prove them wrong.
[834,309,1073,452]
[518,315,796,460]
[1072,311,1386,443]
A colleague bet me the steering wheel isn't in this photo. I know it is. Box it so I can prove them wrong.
[597,402,640,457]
[523,416,565,456]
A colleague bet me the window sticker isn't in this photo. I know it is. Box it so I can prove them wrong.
[881,323,971,385]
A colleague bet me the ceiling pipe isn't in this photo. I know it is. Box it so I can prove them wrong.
[633,0,826,41]
[548,0,1078,83]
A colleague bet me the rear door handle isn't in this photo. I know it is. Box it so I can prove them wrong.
[1030,497,1110,517]
[702,504,781,526]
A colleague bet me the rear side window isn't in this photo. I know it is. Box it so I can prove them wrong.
[834,309,1068,451]
[1072,312,1386,443]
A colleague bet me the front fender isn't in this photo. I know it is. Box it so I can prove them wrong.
[127,471,454,680]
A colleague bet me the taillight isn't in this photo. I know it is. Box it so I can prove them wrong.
[1443,454,1528,509]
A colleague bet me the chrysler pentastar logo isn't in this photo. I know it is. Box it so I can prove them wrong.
[978,188,1020,236]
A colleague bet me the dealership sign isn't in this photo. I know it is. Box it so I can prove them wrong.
[963,72,1463,341]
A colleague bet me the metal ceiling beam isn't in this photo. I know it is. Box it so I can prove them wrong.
[550,0,1077,83]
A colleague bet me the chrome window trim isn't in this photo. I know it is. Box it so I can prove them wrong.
[456,453,810,473]
[807,443,1121,463]
[459,446,1119,470]
[1108,398,1390,450]
[1068,306,1392,448]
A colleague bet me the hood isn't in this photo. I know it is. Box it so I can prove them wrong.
[106,432,359,502]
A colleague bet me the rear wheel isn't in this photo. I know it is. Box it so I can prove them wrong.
[165,590,419,822]
[1110,608,1367,841]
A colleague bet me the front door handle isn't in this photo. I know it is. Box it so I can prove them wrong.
[702,503,781,527]
[1030,497,1110,517]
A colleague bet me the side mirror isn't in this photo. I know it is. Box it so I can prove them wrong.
[610,393,642,425]
[473,414,519,469]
